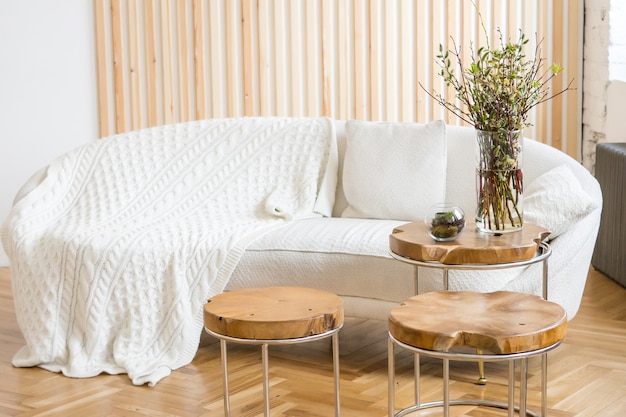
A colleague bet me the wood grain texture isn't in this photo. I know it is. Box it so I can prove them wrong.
[2,267,625,416]
[389,291,567,354]
[204,286,344,340]
[389,220,550,265]
[93,0,111,137]
[93,1,583,161]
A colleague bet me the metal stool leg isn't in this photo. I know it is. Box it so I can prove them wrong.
[476,348,487,385]
[388,338,395,416]
[332,332,341,417]
[262,343,270,416]
[508,360,515,417]
[542,352,548,416]
[220,340,231,417]
[414,353,420,407]
[443,358,450,417]
[520,357,528,417]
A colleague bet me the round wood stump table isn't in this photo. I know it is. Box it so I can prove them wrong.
[389,220,553,387]
[389,220,550,266]
[388,290,567,417]
[204,286,344,417]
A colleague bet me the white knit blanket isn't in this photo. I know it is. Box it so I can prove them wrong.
[1,117,337,386]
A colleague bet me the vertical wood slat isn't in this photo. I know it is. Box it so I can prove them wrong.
[160,0,174,124]
[95,0,583,160]
[241,0,257,116]
[305,0,322,117]
[176,0,190,122]
[569,0,583,161]
[111,0,127,133]
[551,0,565,152]
[537,0,550,147]
[415,0,429,123]
[208,1,226,117]
[369,0,382,121]
[400,0,414,123]
[338,1,352,121]
[353,0,368,120]
[444,0,458,125]
[459,0,475,126]
[321,0,337,118]
[94,0,111,137]
[258,0,274,116]
[383,0,396,121]
[274,0,290,116]
[144,0,159,127]
[192,0,207,120]
[430,0,445,123]
[290,1,304,116]
[127,0,142,129]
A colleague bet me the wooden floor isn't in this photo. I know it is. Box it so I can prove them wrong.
[1,266,625,417]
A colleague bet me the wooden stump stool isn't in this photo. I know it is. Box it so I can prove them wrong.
[388,291,567,417]
[204,286,344,417]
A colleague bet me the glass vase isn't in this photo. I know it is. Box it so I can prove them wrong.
[475,130,524,233]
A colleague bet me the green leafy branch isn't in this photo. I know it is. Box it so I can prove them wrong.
[421,28,575,132]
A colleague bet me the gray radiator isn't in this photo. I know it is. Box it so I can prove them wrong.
[592,143,626,288]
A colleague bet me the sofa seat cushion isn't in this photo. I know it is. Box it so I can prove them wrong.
[227,218,415,318]
[227,217,532,319]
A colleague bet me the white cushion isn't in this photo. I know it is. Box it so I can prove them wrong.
[228,218,416,317]
[340,120,447,221]
[229,217,532,319]
[524,164,599,238]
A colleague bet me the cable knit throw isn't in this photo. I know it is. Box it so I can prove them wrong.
[1,117,337,386]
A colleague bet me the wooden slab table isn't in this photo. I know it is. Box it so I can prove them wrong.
[204,287,344,417]
[389,291,567,355]
[389,220,552,298]
[387,221,560,417]
[389,220,550,265]
[388,290,567,417]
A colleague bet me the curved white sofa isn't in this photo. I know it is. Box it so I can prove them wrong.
[229,121,602,321]
[3,117,602,385]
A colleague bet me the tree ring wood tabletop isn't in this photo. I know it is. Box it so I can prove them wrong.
[204,286,344,340]
[389,220,550,265]
[388,291,567,354]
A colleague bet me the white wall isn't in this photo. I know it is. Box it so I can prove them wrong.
[582,0,626,171]
[0,0,99,266]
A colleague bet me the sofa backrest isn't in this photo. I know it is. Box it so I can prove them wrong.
[331,120,477,219]
[331,120,600,221]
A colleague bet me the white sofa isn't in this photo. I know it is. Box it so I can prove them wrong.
[228,120,602,322]
[3,117,601,385]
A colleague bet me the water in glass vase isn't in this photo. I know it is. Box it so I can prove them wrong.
[475,130,524,233]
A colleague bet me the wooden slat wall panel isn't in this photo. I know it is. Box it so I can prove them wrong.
[94,0,583,160]
[144,0,159,126]
[94,0,111,136]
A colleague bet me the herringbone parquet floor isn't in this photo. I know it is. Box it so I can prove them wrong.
[1,266,625,416]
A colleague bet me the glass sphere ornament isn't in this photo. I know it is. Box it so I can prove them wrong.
[425,204,466,242]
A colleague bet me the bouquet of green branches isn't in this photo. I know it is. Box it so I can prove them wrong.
[423,27,574,231]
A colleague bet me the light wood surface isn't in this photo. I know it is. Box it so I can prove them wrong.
[389,220,550,264]
[389,291,567,354]
[204,286,344,340]
[92,2,582,161]
[2,267,626,416]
